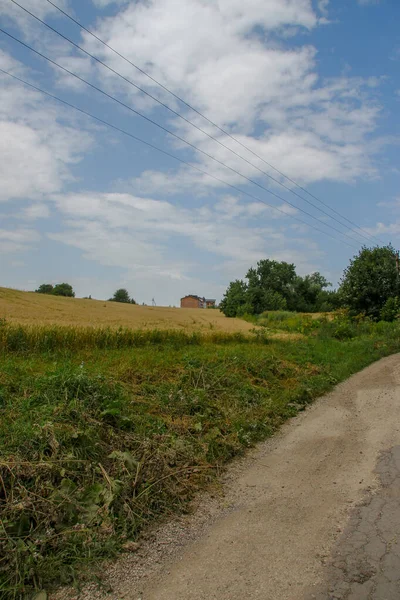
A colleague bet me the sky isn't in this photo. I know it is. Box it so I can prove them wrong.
[0,0,399,305]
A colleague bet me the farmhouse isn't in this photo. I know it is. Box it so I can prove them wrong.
[180,295,216,309]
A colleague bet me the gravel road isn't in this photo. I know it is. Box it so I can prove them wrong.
[57,353,400,600]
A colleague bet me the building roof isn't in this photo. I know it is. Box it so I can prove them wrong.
[181,294,204,301]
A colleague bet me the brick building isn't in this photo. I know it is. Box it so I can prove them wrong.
[180,295,216,309]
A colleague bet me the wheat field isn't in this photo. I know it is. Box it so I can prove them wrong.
[0,287,254,333]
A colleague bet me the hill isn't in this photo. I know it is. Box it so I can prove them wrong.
[0,287,253,333]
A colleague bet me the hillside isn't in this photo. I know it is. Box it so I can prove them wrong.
[0,287,253,333]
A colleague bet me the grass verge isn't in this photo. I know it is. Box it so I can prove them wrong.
[1,318,399,597]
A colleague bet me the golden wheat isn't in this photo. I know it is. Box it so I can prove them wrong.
[0,287,254,333]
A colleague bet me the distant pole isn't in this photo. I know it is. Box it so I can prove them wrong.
[396,252,400,295]
[152,297,156,306]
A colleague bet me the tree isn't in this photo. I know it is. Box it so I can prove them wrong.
[219,280,248,317]
[289,272,331,312]
[109,288,136,304]
[35,284,54,295]
[220,260,339,317]
[246,260,297,314]
[340,245,399,319]
[315,289,342,313]
[380,297,400,322]
[53,283,75,297]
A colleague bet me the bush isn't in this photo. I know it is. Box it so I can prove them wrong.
[35,283,54,295]
[380,297,400,322]
[35,283,75,297]
[340,245,398,319]
[53,283,75,297]
[109,288,136,304]
[331,323,354,340]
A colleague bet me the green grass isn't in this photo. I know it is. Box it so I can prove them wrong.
[1,317,400,597]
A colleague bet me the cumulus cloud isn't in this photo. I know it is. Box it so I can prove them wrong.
[0,0,68,40]
[75,0,385,195]
[318,0,329,15]
[0,51,93,203]
[91,0,130,7]
[18,203,51,220]
[46,191,318,298]
[0,0,390,301]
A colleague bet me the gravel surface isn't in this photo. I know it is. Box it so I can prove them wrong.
[52,353,400,600]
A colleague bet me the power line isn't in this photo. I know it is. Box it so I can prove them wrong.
[41,0,384,246]
[0,66,359,250]
[0,26,365,247]
[9,0,376,246]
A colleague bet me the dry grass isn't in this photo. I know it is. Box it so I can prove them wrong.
[0,287,254,333]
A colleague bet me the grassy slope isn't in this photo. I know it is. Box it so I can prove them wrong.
[0,287,253,333]
[1,313,400,597]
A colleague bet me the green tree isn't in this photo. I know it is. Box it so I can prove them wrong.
[380,297,400,322]
[35,284,54,295]
[315,289,342,312]
[289,272,331,312]
[246,260,297,314]
[340,245,399,319]
[219,280,248,317]
[110,288,136,304]
[53,283,75,297]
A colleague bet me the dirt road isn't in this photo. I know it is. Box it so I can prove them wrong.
[69,354,400,600]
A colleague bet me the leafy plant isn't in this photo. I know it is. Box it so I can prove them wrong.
[340,245,399,319]
[380,297,400,322]
[109,288,136,304]
[35,283,75,297]
[220,259,333,317]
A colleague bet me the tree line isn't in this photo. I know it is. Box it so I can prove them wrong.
[35,285,136,304]
[220,245,400,322]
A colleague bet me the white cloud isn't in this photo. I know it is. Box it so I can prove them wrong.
[47,192,317,294]
[84,1,317,128]
[0,0,68,39]
[318,0,329,16]
[91,0,130,7]
[18,203,51,220]
[0,0,389,302]
[0,228,40,253]
[78,0,384,196]
[0,51,93,203]
[365,222,400,236]
[214,196,298,219]
[374,198,400,237]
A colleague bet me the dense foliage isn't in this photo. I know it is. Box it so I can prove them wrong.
[340,245,399,319]
[35,283,75,297]
[109,288,136,304]
[221,247,400,320]
[219,259,338,317]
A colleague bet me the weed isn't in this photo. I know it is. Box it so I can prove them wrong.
[1,316,400,597]
[0,324,254,353]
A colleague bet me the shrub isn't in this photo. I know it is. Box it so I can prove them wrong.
[340,245,398,319]
[380,297,400,322]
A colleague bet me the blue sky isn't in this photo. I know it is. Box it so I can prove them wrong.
[0,0,399,305]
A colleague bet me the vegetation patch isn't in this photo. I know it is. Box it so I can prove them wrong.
[1,314,400,598]
[0,322,252,353]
